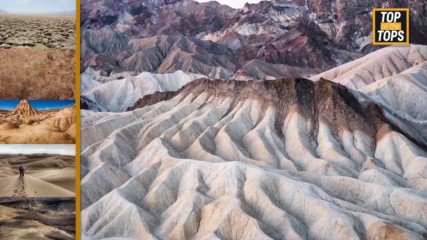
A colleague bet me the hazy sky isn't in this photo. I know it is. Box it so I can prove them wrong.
[0,100,75,111]
[197,0,265,9]
[0,144,75,155]
[0,0,75,14]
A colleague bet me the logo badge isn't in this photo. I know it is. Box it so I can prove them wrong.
[373,8,409,45]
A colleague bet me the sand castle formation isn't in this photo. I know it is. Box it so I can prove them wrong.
[10,99,38,116]
[0,100,76,144]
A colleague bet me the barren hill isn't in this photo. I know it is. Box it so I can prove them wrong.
[11,100,38,117]
[0,104,76,144]
[80,0,427,77]
[79,0,427,239]
[81,78,427,239]
[311,44,427,147]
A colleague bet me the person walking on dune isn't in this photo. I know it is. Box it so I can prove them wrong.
[19,164,25,177]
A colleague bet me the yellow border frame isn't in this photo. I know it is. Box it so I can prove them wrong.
[372,8,410,45]
[75,0,81,238]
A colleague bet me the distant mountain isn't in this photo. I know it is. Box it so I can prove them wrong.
[44,10,76,16]
[80,0,427,78]
[1,10,75,15]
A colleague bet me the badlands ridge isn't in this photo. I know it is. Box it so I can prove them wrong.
[80,0,427,238]
[81,63,427,239]
[0,100,76,144]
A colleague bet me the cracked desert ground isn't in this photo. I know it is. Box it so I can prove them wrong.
[0,14,75,99]
[0,14,75,49]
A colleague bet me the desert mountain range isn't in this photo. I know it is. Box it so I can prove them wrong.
[81,45,427,239]
[81,0,427,76]
[80,0,427,239]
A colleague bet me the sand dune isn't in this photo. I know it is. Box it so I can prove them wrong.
[0,176,74,198]
[0,198,75,240]
[81,78,427,239]
[0,154,75,197]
